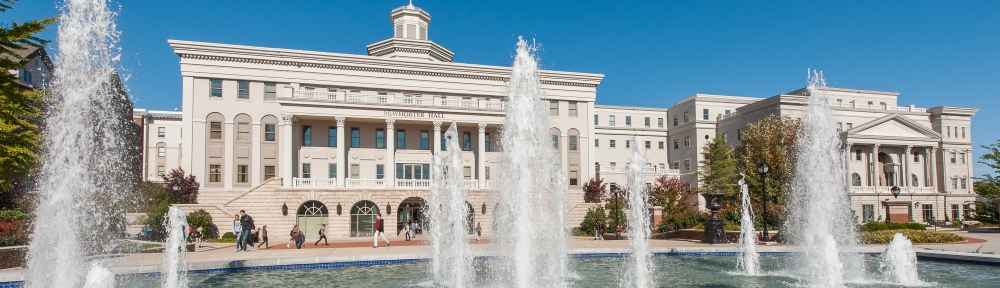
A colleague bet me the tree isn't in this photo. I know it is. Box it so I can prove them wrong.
[734,114,800,228]
[698,133,740,200]
[0,0,56,207]
[973,140,1000,225]
[162,168,199,204]
[647,175,696,215]
[582,177,607,203]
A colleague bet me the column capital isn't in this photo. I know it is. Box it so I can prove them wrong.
[281,114,293,125]
[478,123,487,133]
[335,117,346,127]
[385,119,395,130]
[432,121,442,131]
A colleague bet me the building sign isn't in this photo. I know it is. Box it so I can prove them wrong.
[384,110,445,119]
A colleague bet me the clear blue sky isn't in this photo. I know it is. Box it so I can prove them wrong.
[4,0,998,175]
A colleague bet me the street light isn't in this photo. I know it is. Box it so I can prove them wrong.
[612,185,622,232]
[891,186,901,198]
[756,162,770,242]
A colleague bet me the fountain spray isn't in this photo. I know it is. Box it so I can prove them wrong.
[622,138,654,287]
[162,206,190,288]
[736,173,760,275]
[880,233,922,285]
[427,123,473,286]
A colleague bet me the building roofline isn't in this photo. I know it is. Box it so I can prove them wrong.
[673,94,763,106]
[594,104,669,112]
[785,86,900,97]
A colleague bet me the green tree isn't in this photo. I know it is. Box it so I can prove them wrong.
[973,140,1000,225]
[734,114,800,228]
[698,133,740,200]
[0,0,56,206]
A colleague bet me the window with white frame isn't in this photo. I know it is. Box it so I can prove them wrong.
[157,127,165,138]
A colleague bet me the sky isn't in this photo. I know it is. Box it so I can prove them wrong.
[3,0,998,175]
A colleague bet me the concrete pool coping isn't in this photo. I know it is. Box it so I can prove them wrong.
[2,245,998,284]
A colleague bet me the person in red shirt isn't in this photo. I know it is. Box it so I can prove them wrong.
[373,213,391,248]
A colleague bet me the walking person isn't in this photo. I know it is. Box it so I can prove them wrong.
[315,224,329,246]
[373,213,390,248]
[248,228,258,251]
[475,222,482,241]
[594,221,601,240]
[410,221,417,239]
[291,226,305,249]
[232,214,242,252]
[286,225,298,248]
[257,226,269,249]
[239,210,255,252]
[191,227,203,248]
[403,221,411,241]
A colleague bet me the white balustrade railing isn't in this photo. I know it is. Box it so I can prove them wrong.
[346,179,385,188]
[485,180,499,189]
[599,166,680,175]
[440,99,461,107]
[292,178,337,188]
[831,102,926,113]
[347,93,387,103]
[463,180,479,189]
[292,91,337,100]
[396,179,432,188]
[484,101,506,110]
[396,97,432,106]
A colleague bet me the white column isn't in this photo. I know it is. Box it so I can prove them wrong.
[967,148,974,190]
[477,123,487,187]
[904,146,912,188]
[929,147,937,191]
[336,117,346,187]
[386,119,396,187]
[872,144,880,191]
[224,121,234,189]
[432,121,442,155]
[251,122,261,185]
[281,114,294,187]
[941,148,949,192]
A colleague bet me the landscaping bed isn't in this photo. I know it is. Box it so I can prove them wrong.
[860,229,965,244]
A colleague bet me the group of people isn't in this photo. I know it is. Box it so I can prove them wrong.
[593,221,624,240]
[232,210,268,252]
[400,220,424,241]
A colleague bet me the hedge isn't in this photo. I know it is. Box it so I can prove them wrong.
[860,222,926,232]
[860,230,964,244]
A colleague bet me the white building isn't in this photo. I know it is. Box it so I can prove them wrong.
[144,3,975,238]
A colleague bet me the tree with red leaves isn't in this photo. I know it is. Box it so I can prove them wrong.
[582,178,607,203]
[161,168,199,204]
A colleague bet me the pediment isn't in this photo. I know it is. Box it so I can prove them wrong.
[847,114,940,140]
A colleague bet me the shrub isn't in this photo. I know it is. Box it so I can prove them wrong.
[0,210,29,246]
[580,206,607,235]
[221,232,236,239]
[860,222,926,232]
[860,230,964,244]
[604,203,627,230]
[659,210,708,233]
[186,209,218,238]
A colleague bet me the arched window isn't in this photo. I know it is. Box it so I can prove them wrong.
[351,200,380,237]
[851,173,862,187]
[297,201,328,239]
[911,174,919,187]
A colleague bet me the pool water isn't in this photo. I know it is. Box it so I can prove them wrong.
[118,256,1000,287]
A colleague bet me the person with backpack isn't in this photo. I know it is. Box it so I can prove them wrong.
[403,221,411,241]
[373,213,390,248]
[315,224,328,246]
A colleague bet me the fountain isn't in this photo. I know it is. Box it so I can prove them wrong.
[163,206,190,288]
[880,233,922,285]
[493,36,569,287]
[622,138,653,287]
[736,174,760,275]
[82,263,116,288]
[783,70,863,286]
[427,123,473,286]
[25,0,132,287]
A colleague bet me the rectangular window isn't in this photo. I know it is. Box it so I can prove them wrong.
[569,135,578,151]
[610,162,616,167]
[684,137,690,147]
[673,162,679,169]
[552,135,559,149]
[683,112,689,122]
[837,122,842,131]
[302,163,311,178]
[594,139,599,147]
[594,114,599,125]
[351,128,360,148]
[684,160,691,171]
[737,129,742,140]
[847,123,853,129]
[856,149,863,161]
[237,123,250,141]
[952,178,958,189]
[485,133,492,152]
[328,127,337,147]
[863,205,874,222]
[950,152,957,164]
[703,109,709,120]
[463,132,472,151]
[157,127,165,138]
[658,118,664,128]
[569,171,578,186]
[725,110,731,115]
[237,165,249,183]
[397,130,406,149]
[962,127,966,138]
[961,177,968,189]
[328,164,337,179]
[658,163,665,170]
[157,165,165,177]
[264,82,276,100]
[420,130,429,150]
[486,166,491,180]
[964,204,972,219]
[609,140,616,148]
[673,116,678,126]
[658,141,664,149]
[609,115,616,126]
[463,166,472,180]
[645,117,650,127]
[673,140,678,149]
[626,141,631,148]
[264,166,275,179]
[549,100,559,116]
[922,204,934,222]
[302,126,312,146]
[157,147,166,157]
[952,204,960,221]
[376,164,384,179]
[625,116,632,127]
[237,81,249,99]
[376,129,385,149]
[645,141,651,149]
[568,101,578,117]
[722,133,728,143]
[959,153,966,164]
[210,79,222,98]
[350,164,360,179]
[947,126,951,137]
[868,101,874,105]
[441,133,447,150]
[209,165,221,182]
[265,124,276,141]
[210,122,222,140]
[913,152,919,162]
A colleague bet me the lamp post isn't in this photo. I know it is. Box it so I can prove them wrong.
[891,186,901,198]
[757,162,770,242]
[172,183,180,199]
[612,185,621,230]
